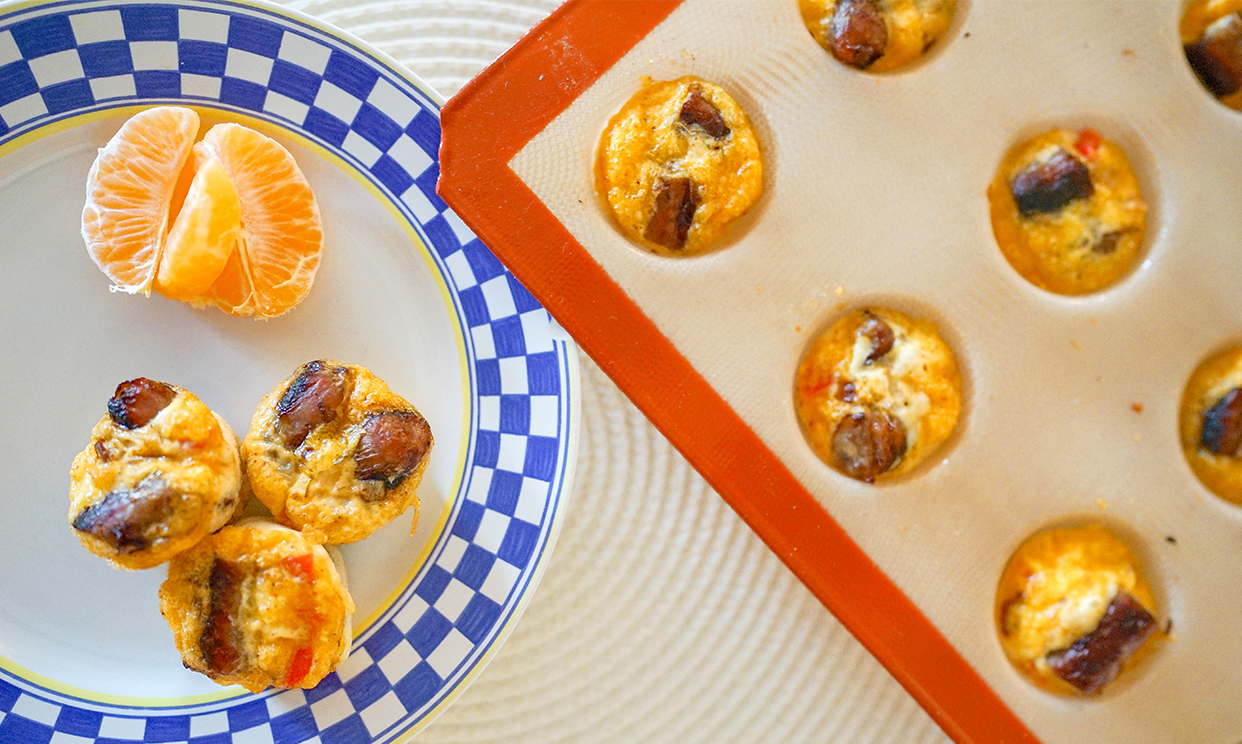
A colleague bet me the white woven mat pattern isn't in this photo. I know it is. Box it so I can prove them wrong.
[280,1,951,741]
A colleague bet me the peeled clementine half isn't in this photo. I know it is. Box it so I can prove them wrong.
[189,123,323,319]
[83,108,323,318]
[82,106,199,295]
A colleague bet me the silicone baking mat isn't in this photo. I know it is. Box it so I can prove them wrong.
[438,1,1242,742]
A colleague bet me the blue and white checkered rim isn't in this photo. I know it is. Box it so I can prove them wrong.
[0,0,578,741]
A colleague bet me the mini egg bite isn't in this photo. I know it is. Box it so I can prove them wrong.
[794,307,961,482]
[595,75,763,256]
[996,525,1161,695]
[987,127,1146,295]
[243,360,433,545]
[159,518,354,692]
[69,378,243,570]
[1179,345,1242,505]
[799,0,957,72]
[1182,0,1242,109]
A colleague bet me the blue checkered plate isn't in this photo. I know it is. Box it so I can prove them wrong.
[0,1,578,742]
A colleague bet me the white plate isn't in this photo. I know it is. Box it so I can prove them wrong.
[0,0,578,741]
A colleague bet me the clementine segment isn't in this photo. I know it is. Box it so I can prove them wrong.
[191,123,323,319]
[82,106,199,295]
[155,156,242,301]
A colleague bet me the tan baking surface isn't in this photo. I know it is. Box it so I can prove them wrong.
[281,0,951,741]
[507,1,1242,742]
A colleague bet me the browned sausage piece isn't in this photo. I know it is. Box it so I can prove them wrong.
[644,176,700,250]
[1202,387,1242,455]
[1010,149,1094,217]
[276,361,349,449]
[355,410,432,492]
[832,408,907,482]
[108,378,175,429]
[200,559,245,675]
[1046,592,1156,694]
[1185,13,1242,99]
[1092,230,1123,255]
[680,87,730,139]
[830,0,888,70]
[859,313,894,364]
[71,473,178,553]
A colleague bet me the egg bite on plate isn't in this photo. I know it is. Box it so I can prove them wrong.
[996,524,1161,695]
[69,378,243,570]
[243,360,433,545]
[159,518,354,692]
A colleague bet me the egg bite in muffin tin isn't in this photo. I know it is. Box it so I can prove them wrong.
[798,0,957,72]
[987,127,1147,296]
[1179,345,1242,506]
[159,518,354,692]
[69,378,244,570]
[243,360,433,545]
[595,75,763,256]
[1181,0,1242,109]
[794,307,961,482]
[995,524,1162,696]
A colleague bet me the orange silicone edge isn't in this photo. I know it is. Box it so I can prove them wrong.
[436,2,1040,742]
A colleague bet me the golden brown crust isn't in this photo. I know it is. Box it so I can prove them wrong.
[68,383,242,570]
[243,360,432,544]
[987,128,1146,295]
[159,518,353,693]
[1180,345,1242,505]
[799,0,957,72]
[794,307,960,481]
[995,525,1160,695]
[595,76,763,257]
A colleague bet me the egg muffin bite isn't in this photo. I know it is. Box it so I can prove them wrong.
[595,76,763,256]
[799,0,957,72]
[988,128,1147,295]
[243,360,432,545]
[159,518,354,692]
[69,378,243,570]
[794,307,961,482]
[996,525,1161,695]
[1179,345,1242,505]
[1182,0,1242,109]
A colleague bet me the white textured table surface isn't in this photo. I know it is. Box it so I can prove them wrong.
[280,1,953,741]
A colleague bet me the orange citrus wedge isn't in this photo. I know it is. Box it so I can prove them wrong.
[154,156,241,301]
[82,106,199,295]
[189,123,323,319]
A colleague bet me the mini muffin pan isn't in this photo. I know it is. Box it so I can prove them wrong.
[438,1,1242,742]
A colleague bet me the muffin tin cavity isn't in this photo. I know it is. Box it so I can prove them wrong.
[1181,0,1242,110]
[794,305,962,483]
[1180,344,1242,506]
[995,521,1165,697]
[797,0,960,73]
[594,76,764,257]
[987,126,1148,296]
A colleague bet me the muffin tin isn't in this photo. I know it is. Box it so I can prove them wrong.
[438,1,1242,742]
